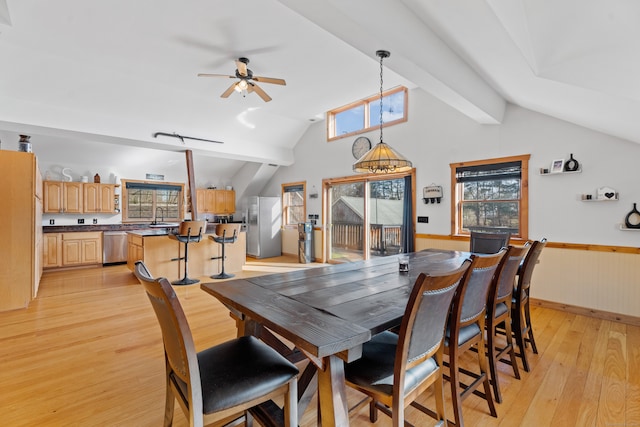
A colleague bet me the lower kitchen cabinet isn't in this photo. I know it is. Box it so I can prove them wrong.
[44,232,103,268]
[43,233,63,268]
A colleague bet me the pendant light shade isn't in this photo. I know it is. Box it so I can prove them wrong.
[353,50,412,174]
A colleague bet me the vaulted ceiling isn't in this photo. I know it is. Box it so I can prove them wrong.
[0,0,638,180]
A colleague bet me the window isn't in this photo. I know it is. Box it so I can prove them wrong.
[450,155,529,238]
[282,182,306,227]
[121,179,184,223]
[327,86,408,141]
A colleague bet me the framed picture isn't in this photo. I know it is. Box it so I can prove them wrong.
[550,159,564,174]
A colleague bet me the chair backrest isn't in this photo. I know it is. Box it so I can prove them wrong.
[515,238,547,302]
[215,223,240,240]
[454,249,506,327]
[488,245,529,312]
[178,220,206,237]
[396,260,471,370]
[133,261,201,407]
[470,231,511,254]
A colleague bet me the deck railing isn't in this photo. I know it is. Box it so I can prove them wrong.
[331,223,402,254]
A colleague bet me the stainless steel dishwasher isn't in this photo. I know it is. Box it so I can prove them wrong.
[103,231,128,264]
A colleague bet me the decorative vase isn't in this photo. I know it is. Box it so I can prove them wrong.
[94,173,101,183]
[624,203,640,229]
[18,135,32,153]
[564,153,579,172]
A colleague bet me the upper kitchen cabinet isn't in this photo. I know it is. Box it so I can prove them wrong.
[83,183,117,213]
[196,189,235,215]
[0,151,42,311]
[44,181,83,213]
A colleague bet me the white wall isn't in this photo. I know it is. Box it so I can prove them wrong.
[263,87,640,247]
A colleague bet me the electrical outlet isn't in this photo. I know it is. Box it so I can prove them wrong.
[49,219,55,225]
[93,218,98,224]
[78,219,85,224]
[417,216,429,223]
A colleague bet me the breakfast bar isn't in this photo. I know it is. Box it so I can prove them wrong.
[126,226,246,282]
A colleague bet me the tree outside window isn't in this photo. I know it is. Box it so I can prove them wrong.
[282,182,306,227]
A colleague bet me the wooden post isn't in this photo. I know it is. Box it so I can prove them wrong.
[185,150,198,219]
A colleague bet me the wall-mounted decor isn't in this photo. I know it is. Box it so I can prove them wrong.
[581,186,618,201]
[423,184,443,204]
[550,159,564,173]
[624,203,640,229]
[564,153,580,172]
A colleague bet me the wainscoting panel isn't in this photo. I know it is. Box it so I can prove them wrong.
[417,237,640,320]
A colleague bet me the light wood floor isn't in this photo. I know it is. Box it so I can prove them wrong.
[1,258,639,426]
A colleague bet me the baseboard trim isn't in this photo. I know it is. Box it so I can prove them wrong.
[531,298,640,327]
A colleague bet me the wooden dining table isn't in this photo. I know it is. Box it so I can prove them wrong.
[200,249,470,426]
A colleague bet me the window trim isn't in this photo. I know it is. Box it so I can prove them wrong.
[281,181,306,229]
[326,86,408,141]
[450,154,529,239]
[121,179,185,223]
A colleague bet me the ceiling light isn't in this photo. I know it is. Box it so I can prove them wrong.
[353,50,412,174]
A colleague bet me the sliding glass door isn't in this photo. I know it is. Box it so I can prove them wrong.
[325,172,413,262]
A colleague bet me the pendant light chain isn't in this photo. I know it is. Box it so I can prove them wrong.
[379,51,384,145]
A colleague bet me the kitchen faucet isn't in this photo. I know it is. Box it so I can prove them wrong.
[152,207,165,225]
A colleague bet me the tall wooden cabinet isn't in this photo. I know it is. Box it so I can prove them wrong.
[0,151,43,311]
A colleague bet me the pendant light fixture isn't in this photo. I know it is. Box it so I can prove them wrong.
[353,50,412,174]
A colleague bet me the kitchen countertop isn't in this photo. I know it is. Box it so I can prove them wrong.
[43,222,246,234]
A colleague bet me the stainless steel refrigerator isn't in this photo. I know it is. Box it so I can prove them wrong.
[246,196,282,258]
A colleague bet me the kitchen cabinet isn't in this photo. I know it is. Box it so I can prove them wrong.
[84,183,117,213]
[60,232,102,266]
[196,189,235,215]
[44,181,83,213]
[127,233,144,271]
[0,151,42,311]
[43,233,62,268]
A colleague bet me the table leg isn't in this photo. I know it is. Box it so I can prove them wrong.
[317,354,349,427]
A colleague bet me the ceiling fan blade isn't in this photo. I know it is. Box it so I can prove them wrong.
[220,83,237,98]
[236,59,248,77]
[250,82,272,102]
[198,73,235,79]
[252,76,286,86]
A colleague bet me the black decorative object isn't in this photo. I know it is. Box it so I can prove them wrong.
[624,203,640,229]
[564,153,580,172]
[18,134,32,153]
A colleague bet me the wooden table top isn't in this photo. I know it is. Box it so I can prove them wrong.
[201,249,470,360]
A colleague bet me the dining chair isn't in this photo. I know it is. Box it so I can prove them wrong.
[444,249,505,427]
[469,231,510,254]
[344,261,471,427]
[511,238,547,372]
[485,245,529,403]
[134,261,299,427]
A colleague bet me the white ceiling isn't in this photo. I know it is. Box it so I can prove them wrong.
[0,0,638,180]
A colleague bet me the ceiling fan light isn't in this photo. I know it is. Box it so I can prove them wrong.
[237,80,248,91]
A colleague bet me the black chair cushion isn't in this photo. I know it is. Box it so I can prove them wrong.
[344,331,438,396]
[175,336,298,414]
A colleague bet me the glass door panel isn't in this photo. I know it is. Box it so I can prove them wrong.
[368,178,405,258]
[328,182,365,262]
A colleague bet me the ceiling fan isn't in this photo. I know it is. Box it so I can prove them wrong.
[198,57,286,102]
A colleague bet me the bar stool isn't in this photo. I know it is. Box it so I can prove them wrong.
[210,223,240,279]
[169,220,206,285]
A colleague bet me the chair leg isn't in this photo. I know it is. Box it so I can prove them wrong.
[434,356,447,425]
[163,373,175,427]
[512,307,531,372]
[476,334,498,418]
[524,300,538,354]
[448,347,465,427]
[284,378,298,427]
[504,316,521,381]
[172,241,199,285]
[211,241,235,280]
[369,399,378,422]
[486,318,503,404]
